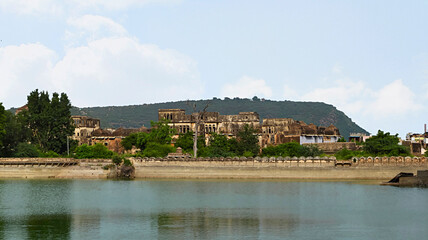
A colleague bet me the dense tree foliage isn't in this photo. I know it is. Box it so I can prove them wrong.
[197,125,259,157]
[262,142,323,157]
[121,120,176,157]
[74,143,114,159]
[140,142,175,157]
[23,90,74,154]
[199,133,237,157]
[0,103,6,151]
[236,125,259,156]
[174,131,194,152]
[13,143,40,158]
[363,130,409,156]
[0,111,31,157]
[334,130,411,160]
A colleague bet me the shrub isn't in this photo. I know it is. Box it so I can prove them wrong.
[243,151,254,157]
[335,148,355,160]
[14,143,39,158]
[139,142,175,157]
[123,158,132,166]
[112,155,123,165]
[74,143,114,159]
[39,150,60,158]
[262,142,323,157]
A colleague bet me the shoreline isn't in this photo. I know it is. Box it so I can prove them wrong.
[1,161,426,181]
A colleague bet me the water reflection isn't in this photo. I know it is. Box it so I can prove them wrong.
[26,214,71,240]
[0,217,4,240]
[0,180,426,239]
[153,208,300,239]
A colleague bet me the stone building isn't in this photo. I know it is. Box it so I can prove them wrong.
[260,118,341,148]
[349,133,371,143]
[159,109,341,148]
[158,109,260,136]
[71,116,101,145]
[90,127,149,154]
[72,115,148,153]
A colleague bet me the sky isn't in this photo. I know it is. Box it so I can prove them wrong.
[0,0,427,137]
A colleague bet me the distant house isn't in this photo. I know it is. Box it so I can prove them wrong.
[158,109,342,148]
[158,109,260,136]
[91,127,149,154]
[349,133,371,143]
[71,116,101,145]
[71,115,148,153]
[260,118,341,148]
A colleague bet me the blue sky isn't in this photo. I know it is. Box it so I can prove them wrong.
[0,0,427,137]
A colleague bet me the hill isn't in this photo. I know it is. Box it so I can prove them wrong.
[71,97,369,139]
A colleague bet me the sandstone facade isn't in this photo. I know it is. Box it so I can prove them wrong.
[159,109,341,147]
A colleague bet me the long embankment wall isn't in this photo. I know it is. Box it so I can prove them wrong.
[0,158,112,179]
[0,156,427,180]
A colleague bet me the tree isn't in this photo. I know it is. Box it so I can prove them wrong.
[147,119,176,144]
[337,137,346,142]
[175,131,194,152]
[187,101,210,157]
[0,103,6,151]
[261,142,323,157]
[0,111,31,157]
[14,143,39,158]
[74,143,114,159]
[201,133,235,157]
[140,142,175,157]
[121,120,176,157]
[236,124,259,156]
[363,130,409,156]
[121,132,148,150]
[23,90,75,154]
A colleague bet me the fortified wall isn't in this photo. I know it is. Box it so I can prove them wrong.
[1,157,426,180]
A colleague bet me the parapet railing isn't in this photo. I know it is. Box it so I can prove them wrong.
[131,156,428,167]
[131,156,337,163]
[0,158,78,167]
[351,156,427,166]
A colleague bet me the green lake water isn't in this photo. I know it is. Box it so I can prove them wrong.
[0,179,427,239]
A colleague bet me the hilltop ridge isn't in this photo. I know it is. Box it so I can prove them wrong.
[70,97,369,139]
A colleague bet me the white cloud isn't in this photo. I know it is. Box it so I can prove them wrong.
[301,79,422,117]
[0,37,202,108]
[301,79,368,115]
[68,15,127,36]
[65,15,128,46]
[366,79,422,116]
[0,43,57,107]
[221,76,272,99]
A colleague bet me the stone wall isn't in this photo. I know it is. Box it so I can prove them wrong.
[303,142,359,154]
[131,156,337,168]
[353,156,427,167]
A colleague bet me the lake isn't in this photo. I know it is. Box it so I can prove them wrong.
[0,179,427,239]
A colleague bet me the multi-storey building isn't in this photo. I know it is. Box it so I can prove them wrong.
[158,109,341,147]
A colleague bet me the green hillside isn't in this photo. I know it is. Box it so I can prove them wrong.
[71,97,369,139]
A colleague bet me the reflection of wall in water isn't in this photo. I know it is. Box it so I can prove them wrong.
[152,209,299,239]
